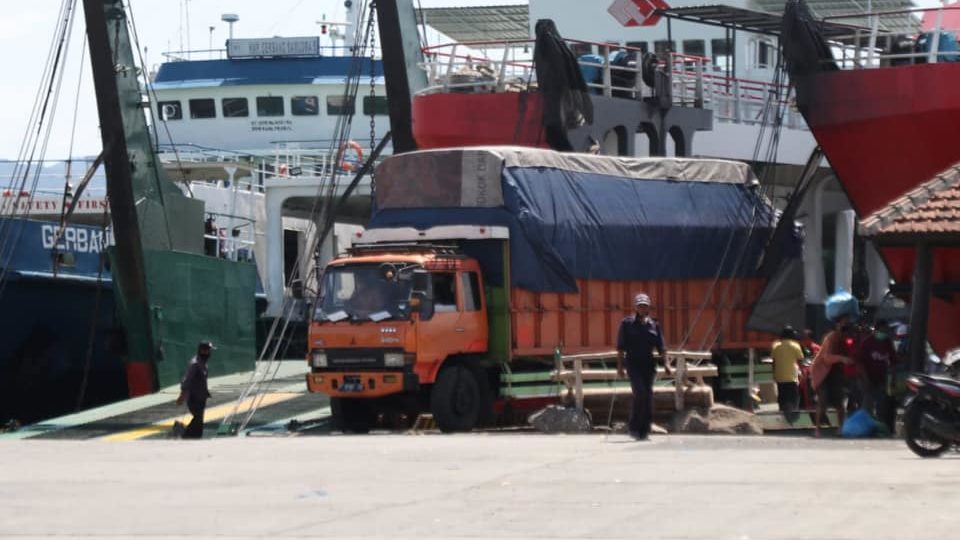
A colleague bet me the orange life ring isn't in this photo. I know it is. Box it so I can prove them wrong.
[338,140,364,172]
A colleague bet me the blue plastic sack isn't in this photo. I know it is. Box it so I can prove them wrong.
[825,290,859,323]
[841,409,875,438]
[577,54,604,86]
[916,31,960,63]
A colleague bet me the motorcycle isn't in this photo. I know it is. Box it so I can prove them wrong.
[903,372,960,457]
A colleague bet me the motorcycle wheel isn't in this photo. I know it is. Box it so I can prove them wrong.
[904,401,950,458]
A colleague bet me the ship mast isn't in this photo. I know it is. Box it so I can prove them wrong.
[81,0,256,395]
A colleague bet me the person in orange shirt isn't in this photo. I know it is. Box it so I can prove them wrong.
[811,316,856,437]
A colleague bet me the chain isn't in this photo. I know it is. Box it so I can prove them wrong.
[368,7,377,156]
[368,3,378,185]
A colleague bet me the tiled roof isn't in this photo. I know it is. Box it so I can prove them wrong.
[861,162,960,238]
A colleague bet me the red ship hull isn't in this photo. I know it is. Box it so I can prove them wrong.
[805,63,960,354]
[412,92,548,149]
[806,63,960,218]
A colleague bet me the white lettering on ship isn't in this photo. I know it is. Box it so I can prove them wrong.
[41,225,114,254]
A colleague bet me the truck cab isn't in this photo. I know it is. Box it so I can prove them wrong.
[306,226,507,432]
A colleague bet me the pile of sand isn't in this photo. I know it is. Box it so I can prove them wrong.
[673,404,763,435]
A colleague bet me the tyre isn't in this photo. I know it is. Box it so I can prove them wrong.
[431,366,481,433]
[469,365,497,428]
[904,401,949,458]
[331,397,376,434]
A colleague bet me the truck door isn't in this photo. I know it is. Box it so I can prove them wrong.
[415,272,461,383]
[457,270,488,354]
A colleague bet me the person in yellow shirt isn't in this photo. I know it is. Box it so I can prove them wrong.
[771,326,805,423]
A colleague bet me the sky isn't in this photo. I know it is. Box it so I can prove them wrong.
[0,0,944,160]
[0,0,524,160]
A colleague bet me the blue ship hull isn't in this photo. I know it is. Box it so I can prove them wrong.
[0,217,127,424]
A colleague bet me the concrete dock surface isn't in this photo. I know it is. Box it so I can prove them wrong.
[1,434,955,539]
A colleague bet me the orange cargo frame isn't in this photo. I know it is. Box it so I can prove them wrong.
[509,277,770,358]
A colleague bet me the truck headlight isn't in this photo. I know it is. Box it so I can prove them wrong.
[310,350,328,368]
[383,352,404,367]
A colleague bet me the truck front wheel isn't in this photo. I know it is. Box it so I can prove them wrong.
[431,366,481,433]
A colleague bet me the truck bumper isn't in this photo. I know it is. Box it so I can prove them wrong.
[306,370,419,398]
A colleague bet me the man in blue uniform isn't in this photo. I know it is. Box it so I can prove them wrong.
[175,341,215,439]
[617,293,670,440]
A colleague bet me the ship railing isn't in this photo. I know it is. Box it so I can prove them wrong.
[157,141,387,192]
[158,45,358,63]
[419,39,806,130]
[204,212,256,263]
[821,6,960,68]
[419,39,706,108]
[700,74,803,129]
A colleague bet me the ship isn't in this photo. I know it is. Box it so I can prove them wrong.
[0,0,260,424]
[780,0,960,361]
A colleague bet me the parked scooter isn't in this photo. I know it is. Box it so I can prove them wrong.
[903,372,960,457]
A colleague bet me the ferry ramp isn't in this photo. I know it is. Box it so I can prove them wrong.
[0,361,331,441]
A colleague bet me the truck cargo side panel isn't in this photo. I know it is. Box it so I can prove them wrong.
[509,277,768,358]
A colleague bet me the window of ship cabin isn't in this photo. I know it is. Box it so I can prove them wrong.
[291,96,319,116]
[158,100,182,121]
[221,97,249,118]
[189,99,216,119]
[362,96,388,116]
[626,41,648,54]
[256,96,284,117]
[326,95,356,115]
[711,38,732,71]
[754,39,773,69]
[461,272,482,312]
[654,40,675,54]
[683,40,706,57]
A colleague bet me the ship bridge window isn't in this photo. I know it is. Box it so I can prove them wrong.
[189,98,216,119]
[711,38,732,71]
[362,96,388,116]
[256,96,284,117]
[754,39,774,69]
[326,95,356,116]
[291,96,319,116]
[654,40,675,54]
[221,97,249,118]
[626,41,648,54]
[683,39,705,57]
[158,100,182,121]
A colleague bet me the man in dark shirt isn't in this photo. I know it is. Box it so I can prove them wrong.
[856,320,897,430]
[176,341,214,439]
[617,293,670,440]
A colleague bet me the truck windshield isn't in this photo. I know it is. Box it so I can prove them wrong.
[315,264,414,322]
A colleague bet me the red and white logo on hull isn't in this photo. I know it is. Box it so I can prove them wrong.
[608,0,670,27]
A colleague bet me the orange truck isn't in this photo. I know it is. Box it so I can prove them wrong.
[307,147,778,432]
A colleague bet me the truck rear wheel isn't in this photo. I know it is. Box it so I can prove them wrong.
[331,397,376,434]
[431,366,481,433]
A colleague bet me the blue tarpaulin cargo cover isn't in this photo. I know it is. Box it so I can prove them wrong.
[369,147,775,293]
